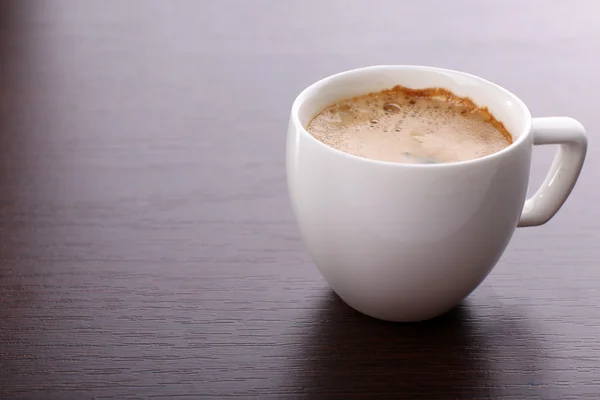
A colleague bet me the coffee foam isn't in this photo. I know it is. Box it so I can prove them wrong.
[306,85,512,164]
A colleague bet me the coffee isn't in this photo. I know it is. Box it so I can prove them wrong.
[306,85,512,164]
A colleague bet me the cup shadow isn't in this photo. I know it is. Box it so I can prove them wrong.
[292,290,549,399]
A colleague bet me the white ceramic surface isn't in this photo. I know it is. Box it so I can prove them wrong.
[286,66,587,322]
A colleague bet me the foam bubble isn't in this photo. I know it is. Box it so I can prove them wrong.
[383,103,402,113]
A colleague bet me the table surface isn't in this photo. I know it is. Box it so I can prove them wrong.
[1,1,599,398]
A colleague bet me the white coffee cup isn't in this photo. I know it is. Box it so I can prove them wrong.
[287,66,587,322]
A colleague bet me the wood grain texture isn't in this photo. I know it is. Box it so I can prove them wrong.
[1,0,599,398]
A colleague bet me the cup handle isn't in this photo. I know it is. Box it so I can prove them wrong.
[518,117,587,227]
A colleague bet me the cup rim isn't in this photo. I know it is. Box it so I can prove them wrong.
[291,65,533,168]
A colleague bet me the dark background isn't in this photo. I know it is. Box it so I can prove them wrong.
[1,0,599,398]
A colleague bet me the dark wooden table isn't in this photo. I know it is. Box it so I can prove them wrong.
[1,1,599,398]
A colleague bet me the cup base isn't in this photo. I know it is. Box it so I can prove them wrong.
[334,290,461,323]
